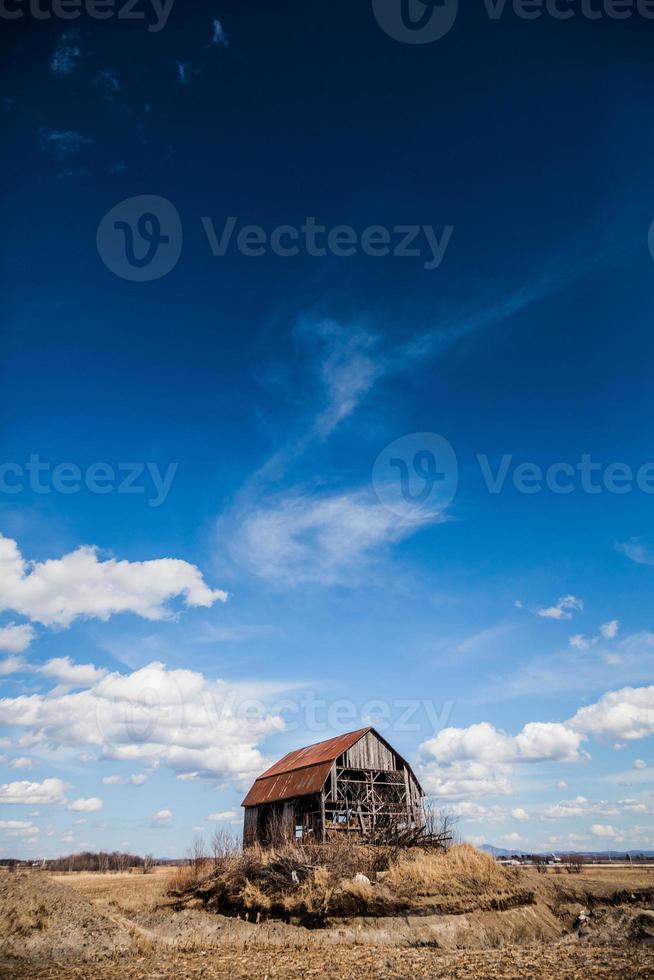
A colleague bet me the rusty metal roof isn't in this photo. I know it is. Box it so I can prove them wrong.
[259,728,371,779]
[241,728,371,807]
[242,761,333,806]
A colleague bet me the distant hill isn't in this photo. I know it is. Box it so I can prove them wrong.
[480,844,654,859]
[480,844,515,857]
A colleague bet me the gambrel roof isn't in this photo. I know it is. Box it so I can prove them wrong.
[242,727,423,807]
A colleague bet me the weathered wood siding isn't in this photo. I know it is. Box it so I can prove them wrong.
[340,730,397,771]
[243,806,258,847]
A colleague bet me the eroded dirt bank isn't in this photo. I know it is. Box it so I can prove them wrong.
[0,864,653,979]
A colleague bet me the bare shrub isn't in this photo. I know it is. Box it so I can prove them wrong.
[563,853,584,874]
[211,830,240,871]
[189,835,211,876]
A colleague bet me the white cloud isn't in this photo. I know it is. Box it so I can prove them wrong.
[9,757,37,770]
[50,32,81,75]
[0,820,39,836]
[634,759,647,770]
[0,661,283,783]
[569,684,654,741]
[600,620,620,640]
[543,796,648,820]
[102,772,149,786]
[210,19,229,47]
[94,69,121,104]
[617,539,654,566]
[0,655,27,677]
[207,809,240,822]
[448,802,507,822]
[0,623,35,653]
[537,595,583,620]
[151,809,172,827]
[511,808,529,822]
[229,490,439,587]
[419,718,584,801]
[421,683,654,805]
[591,824,617,838]
[173,60,190,85]
[621,799,648,813]
[421,721,584,766]
[503,832,522,844]
[569,634,589,651]
[419,760,513,798]
[542,796,618,820]
[40,657,107,687]
[0,777,68,805]
[68,797,102,812]
[37,128,93,160]
[0,535,227,627]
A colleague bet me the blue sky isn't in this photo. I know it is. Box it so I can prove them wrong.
[1,2,653,857]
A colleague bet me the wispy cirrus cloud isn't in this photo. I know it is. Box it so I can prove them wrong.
[221,244,611,590]
[618,538,654,566]
[210,19,229,48]
[94,69,122,105]
[37,128,94,160]
[50,31,82,76]
[228,488,440,588]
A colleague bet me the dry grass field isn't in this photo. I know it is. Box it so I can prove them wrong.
[1,852,653,979]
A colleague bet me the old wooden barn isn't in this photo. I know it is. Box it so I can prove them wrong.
[241,727,425,847]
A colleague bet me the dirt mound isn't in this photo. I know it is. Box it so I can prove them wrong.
[172,843,532,924]
[570,904,654,946]
[0,872,132,961]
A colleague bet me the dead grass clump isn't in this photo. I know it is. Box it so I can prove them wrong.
[385,843,514,899]
[171,840,527,922]
[240,881,271,911]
